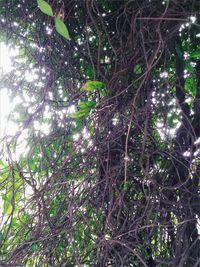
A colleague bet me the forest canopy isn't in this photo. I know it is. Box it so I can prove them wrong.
[0,0,200,266]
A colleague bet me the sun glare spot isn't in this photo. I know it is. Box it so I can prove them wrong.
[34,120,50,135]
[0,43,38,160]
[67,105,76,114]
[194,137,200,145]
[73,133,80,141]
[160,71,168,78]
[190,16,196,24]
[0,43,13,73]
[0,88,12,139]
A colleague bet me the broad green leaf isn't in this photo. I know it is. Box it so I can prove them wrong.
[55,18,70,40]
[81,81,105,92]
[69,109,90,119]
[190,51,200,59]
[78,101,96,110]
[37,0,53,17]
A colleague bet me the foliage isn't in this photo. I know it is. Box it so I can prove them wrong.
[0,0,200,266]
[37,0,53,17]
[37,0,70,40]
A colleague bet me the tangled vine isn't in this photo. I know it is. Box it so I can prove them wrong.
[0,0,200,266]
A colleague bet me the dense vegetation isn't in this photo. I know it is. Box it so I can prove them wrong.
[0,0,200,266]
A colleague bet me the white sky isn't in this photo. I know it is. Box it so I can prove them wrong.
[0,43,12,138]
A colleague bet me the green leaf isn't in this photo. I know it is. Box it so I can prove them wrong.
[0,232,4,241]
[78,101,96,110]
[168,113,180,128]
[85,65,95,78]
[190,51,200,59]
[55,18,70,40]
[185,75,196,96]
[69,109,90,119]
[3,193,12,215]
[37,0,53,17]
[185,61,194,73]
[122,181,131,191]
[134,64,142,74]
[81,81,105,92]
[32,243,39,252]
